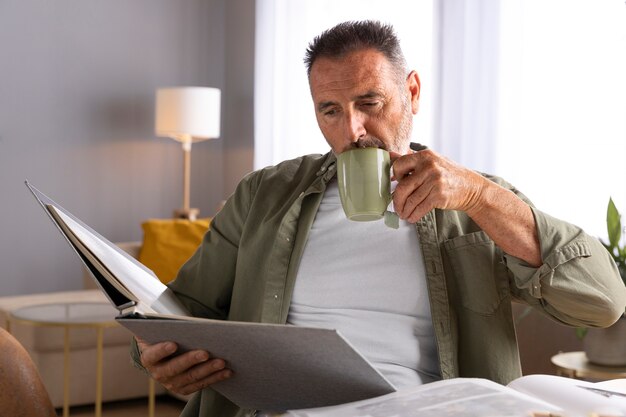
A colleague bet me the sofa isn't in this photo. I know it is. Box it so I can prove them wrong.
[0,218,210,409]
[0,239,173,408]
[0,289,166,408]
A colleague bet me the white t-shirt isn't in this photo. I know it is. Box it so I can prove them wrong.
[287,179,441,389]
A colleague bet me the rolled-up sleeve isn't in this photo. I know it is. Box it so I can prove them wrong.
[505,208,626,328]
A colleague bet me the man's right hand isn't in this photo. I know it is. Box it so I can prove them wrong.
[136,337,233,396]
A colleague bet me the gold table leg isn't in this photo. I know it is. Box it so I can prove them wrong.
[95,327,104,417]
[149,378,155,417]
[63,326,70,417]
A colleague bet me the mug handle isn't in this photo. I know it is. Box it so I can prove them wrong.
[384,144,427,229]
[410,142,428,152]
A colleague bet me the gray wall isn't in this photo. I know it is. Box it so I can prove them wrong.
[0,0,256,296]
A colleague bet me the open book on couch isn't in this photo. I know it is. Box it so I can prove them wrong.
[287,374,626,417]
[26,181,396,411]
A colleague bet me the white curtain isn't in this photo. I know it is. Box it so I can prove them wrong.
[496,0,626,238]
[254,0,435,169]
[432,0,502,174]
[254,0,626,239]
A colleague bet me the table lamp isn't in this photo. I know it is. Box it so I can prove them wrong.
[155,87,221,220]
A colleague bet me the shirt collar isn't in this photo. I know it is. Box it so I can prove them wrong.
[315,151,337,181]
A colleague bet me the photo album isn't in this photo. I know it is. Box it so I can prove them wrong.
[26,181,395,411]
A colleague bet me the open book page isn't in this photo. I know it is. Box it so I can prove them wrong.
[286,378,560,417]
[595,379,626,395]
[47,205,189,316]
[508,374,626,417]
[47,205,136,300]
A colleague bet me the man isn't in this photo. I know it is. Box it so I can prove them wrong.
[133,21,626,417]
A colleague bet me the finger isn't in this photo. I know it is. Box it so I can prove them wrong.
[405,190,437,223]
[392,168,429,216]
[165,359,232,394]
[135,337,154,359]
[139,341,178,367]
[392,153,419,180]
[150,350,210,381]
[391,154,417,182]
[388,151,402,162]
[394,181,432,221]
[175,368,234,396]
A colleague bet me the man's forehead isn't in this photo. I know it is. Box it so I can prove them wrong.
[309,49,395,98]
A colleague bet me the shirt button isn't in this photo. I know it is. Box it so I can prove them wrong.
[286,237,290,242]
[273,294,279,299]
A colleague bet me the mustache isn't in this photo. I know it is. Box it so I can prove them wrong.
[351,137,387,150]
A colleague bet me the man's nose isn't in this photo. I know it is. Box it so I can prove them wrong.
[344,111,366,144]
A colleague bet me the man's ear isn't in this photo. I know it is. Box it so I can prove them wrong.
[406,70,421,114]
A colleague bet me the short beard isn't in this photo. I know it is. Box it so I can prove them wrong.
[394,92,413,153]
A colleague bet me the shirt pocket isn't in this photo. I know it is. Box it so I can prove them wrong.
[443,231,509,316]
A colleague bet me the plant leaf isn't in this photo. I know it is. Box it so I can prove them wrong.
[575,327,588,339]
[607,197,621,248]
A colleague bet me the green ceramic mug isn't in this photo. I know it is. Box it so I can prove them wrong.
[336,148,392,221]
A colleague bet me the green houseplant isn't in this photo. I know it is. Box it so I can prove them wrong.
[579,198,626,365]
[576,198,626,339]
[603,197,626,286]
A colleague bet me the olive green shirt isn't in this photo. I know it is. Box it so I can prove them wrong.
[131,151,626,417]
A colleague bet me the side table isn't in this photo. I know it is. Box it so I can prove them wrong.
[7,302,154,417]
[551,351,626,380]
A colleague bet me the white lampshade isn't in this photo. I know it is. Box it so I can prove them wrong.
[155,87,221,142]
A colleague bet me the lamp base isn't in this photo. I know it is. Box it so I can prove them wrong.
[173,208,200,221]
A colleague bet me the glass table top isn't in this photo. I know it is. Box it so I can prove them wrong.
[10,302,119,325]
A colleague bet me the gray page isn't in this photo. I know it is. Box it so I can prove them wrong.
[118,317,396,411]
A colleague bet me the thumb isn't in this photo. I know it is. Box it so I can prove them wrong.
[389,151,403,163]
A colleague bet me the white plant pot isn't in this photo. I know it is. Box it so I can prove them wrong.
[583,316,626,366]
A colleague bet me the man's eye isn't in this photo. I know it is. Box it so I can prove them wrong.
[324,109,337,116]
[362,101,379,107]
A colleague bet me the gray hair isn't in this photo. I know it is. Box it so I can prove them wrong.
[304,20,408,82]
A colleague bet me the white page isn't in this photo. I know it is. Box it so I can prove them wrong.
[596,379,626,395]
[54,208,163,300]
[287,378,560,417]
[508,374,626,417]
[50,206,188,316]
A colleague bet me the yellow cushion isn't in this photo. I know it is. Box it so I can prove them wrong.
[138,218,211,284]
